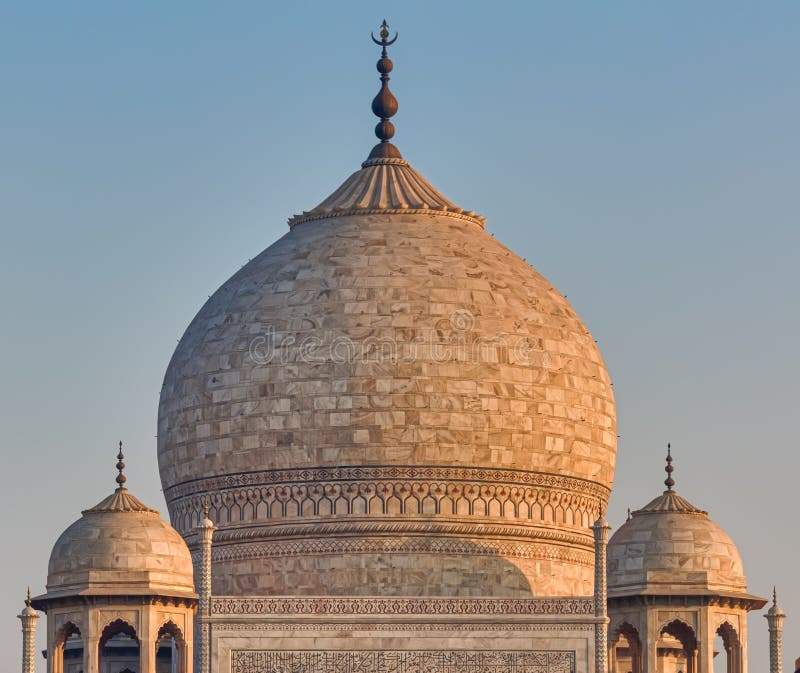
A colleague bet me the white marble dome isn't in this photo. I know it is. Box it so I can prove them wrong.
[157,95,617,597]
[46,485,196,599]
[157,153,616,598]
[607,485,747,596]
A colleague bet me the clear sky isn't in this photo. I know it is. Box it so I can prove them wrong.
[1,1,798,670]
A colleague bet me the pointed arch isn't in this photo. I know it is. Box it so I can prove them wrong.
[660,619,698,673]
[99,618,140,673]
[54,621,81,648]
[611,621,642,673]
[716,621,742,673]
[52,622,82,673]
[99,618,139,648]
[156,619,188,673]
[157,619,184,643]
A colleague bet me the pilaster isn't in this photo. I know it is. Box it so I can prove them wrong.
[196,504,216,673]
[592,515,611,673]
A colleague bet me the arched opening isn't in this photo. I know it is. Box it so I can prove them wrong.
[63,631,84,673]
[660,620,699,673]
[156,621,186,673]
[714,622,742,673]
[99,619,140,673]
[611,622,642,673]
[53,622,83,673]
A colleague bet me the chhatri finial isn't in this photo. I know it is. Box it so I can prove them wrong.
[367,20,401,161]
[773,586,778,606]
[25,587,31,608]
[664,442,675,491]
[116,441,127,489]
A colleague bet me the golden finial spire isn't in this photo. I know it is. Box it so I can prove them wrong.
[664,443,675,491]
[116,441,127,489]
[367,20,401,161]
[25,587,31,608]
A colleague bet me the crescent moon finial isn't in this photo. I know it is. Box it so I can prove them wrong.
[371,19,398,49]
[366,21,402,162]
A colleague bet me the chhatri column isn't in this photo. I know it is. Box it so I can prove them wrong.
[18,589,39,673]
[592,511,612,673]
[140,606,157,673]
[196,503,216,673]
[765,587,786,673]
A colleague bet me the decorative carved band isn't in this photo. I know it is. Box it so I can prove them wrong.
[210,535,594,567]
[288,205,488,228]
[166,466,606,537]
[231,650,575,673]
[166,465,610,501]
[216,622,595,632]
[207,518,593,547]
[211,597,594,616]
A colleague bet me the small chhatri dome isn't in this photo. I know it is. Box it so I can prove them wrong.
[41,444,195,601]
[608,446,748,596]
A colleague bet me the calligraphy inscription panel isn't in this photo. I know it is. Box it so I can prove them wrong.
[231,650,575,673]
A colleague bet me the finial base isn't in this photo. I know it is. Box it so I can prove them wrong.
[367,141,403,160]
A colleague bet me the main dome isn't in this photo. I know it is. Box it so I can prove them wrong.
[157,34,616,598]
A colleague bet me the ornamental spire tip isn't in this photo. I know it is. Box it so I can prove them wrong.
[367,20,401,161]
[116,441,126,489]
[664,442,675,491]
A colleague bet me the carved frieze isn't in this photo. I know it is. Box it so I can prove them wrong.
[231,650,575,673]
[211,597,594,616]
[215,622,594,632]
[210,535,593,566]
[167,465,604,538]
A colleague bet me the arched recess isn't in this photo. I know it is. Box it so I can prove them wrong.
[660,619,699,673]
[98,619,140,673]
[53,622,82,673]
[156,620,188,673]
[610,622,643,673]
[716,621,742,673]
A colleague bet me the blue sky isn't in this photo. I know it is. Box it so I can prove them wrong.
[1,2,798,669]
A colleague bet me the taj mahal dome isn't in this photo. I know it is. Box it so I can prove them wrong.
[16,21,789,673]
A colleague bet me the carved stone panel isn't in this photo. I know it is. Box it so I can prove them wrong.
[231,649,575,673]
